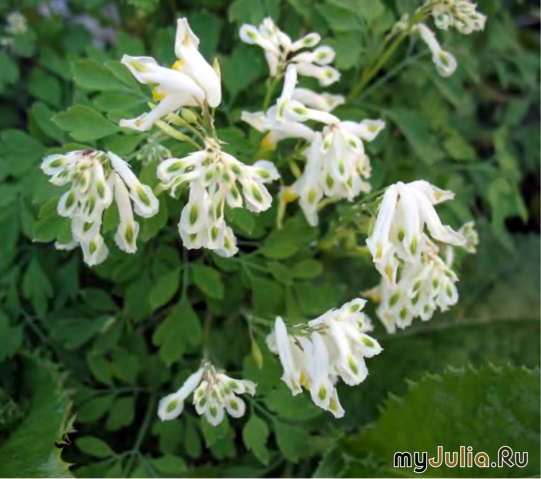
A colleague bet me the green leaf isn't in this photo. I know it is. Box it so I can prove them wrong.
[30,102,66,143]
[200,416,230,447]
[316,3,361,32]
[105,396,135,431]
[228,0,266,24]
[71,59,130,92]
[328,365,540,478]
[152,297,202,365]
[0,311,23,362]
[274,421,311,463]
[251,275,284,316]
[264,385,321,420]
[93,91,146,112]
[22,258,53,317]
[191,263,224,300]
[242,413,270,465]
[0,357,73,477]
[292,259,323,279]
[78,395,115,423]
[259,217,318,259]
[221,44,265,101]
[149,455,187,476]
[388,109,445,164]
[52,105,120,141]
[149,267,181,311]
[0,51,19,94]
[28,68,62,108]
[76,436,115,459]
[0,129,46,177]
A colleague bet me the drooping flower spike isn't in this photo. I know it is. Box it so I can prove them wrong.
[366,180,466,285]
[120,18,221,131]
[158,362,256,426]
[267,298,382,417]
[157,139,279,257]
[413,24,457,77]
[41,149,159,265]
[240,17,340,85]
[423,0,487,34]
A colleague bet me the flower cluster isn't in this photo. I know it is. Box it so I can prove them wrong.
[267,299,382,417]
[119,18,221,131]
[158,362,256,426]
[41,150,158,265]
[392,0,486,78]
[158,139,279,257]
[243,63,385,226]
[240,17,339,85]
[365,181,477,332]
[425,0,487,34]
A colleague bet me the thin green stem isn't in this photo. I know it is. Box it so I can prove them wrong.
[263,76,280,111]
[124,395,156,476]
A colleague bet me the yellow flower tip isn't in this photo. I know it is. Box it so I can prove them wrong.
[152,88,165,102]
[171,60,185,71]
[261,133,276,151]
[281,188,298,204]
[300,371,310,389]
[362,286,382,303]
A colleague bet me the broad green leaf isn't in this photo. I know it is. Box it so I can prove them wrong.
[28,68,62,108]
[71,59,130,92]
[152,297,202,365]
[388,109,445,164]
[274,421,311,463]
[242,412,270,465]
[52,105,120,141]
[329,365,540,478]
[0,311,23,362]
[0,357,73,477]
[76,436,115,459]
[292,259,323,279]
[259,216,318,259]
[22,258,53,317]
[221,44,265,101]
[0,129,46,177]
[149,267,181,311]
[191,263,224,300]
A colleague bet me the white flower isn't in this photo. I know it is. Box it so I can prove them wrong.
[367,237,462,333]
[120,55,205,131]
[241,108,315,149]
[158,362,256,426]
[240,17,340,84]
[120,18,221,131]
[241,65,341,150]
[40,149,159,266]
[174,18,221,107]
[289,118,385,226]
[157,141,279,257]
[267,299,382,418]
[366,180,466,284]
[458,221,479,254]
[427,0,487,34]
[413,24,457,77]
[5,12,27,35]
[292,88,344,112]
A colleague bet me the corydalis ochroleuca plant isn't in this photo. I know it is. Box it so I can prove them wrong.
[393,0,486,77]
[119,18,221,131]
[119,18,280,256]
[158,362,256,426]
[41,150,158,266]
[242,63,385,227]
[267,299,382,418]
[240,17,340,85]
[157,139,279,257]
[364,181,477,332]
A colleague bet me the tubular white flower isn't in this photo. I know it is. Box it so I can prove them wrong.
[159,362,256,426]
[108,151,159,218]
[288,118,384,226]
[111,173,139,253]
[294,62,341,86]
[120,55,205,131]
[292,88,344,112]
[159,142,279,257]
[366,181,466,285]
[426,0,487,34]
[174,18,222,107]
[413,24,457,77]
[239,17,338,82]
[267,299,381,417]
[40,149,158,266]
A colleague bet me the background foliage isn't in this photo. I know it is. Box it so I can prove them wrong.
[0,0,539,477]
